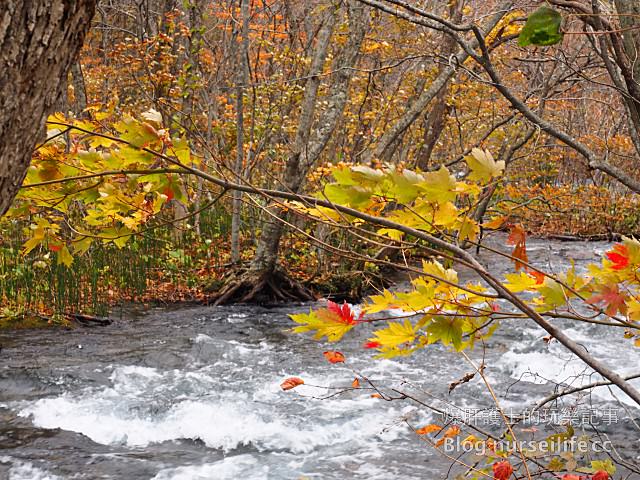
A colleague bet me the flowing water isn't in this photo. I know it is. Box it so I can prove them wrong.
[0,234,639,479]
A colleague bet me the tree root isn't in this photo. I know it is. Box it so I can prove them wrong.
[211,268,315,305]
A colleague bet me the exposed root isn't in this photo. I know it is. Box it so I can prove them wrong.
[211,267,315,305]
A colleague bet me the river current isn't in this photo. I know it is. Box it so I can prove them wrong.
[0,234,638,479]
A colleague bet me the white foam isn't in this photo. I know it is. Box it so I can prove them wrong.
[151,454,267,480]
[18,364,405,454]
[498,350,590,385]
[0,456,61,480]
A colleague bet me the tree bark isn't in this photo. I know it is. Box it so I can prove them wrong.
[231,0,251,264]
[250,3,337,274]
[0,0,96,216]
[250,1,369,276]
[415,3,461,170]
[613,0,640,155]
[70,61,88,116]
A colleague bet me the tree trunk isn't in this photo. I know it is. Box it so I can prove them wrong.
[251,0,368,275]
[231,0,251,264]
[362,7,506,165]
[249,4,337,274]
[0,0,96,217]
[613,0,640,155]
[70,61,88,116]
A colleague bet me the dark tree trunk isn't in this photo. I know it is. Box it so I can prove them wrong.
[0,0,96,216]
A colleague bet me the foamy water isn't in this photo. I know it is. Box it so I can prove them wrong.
[0,234,638,478]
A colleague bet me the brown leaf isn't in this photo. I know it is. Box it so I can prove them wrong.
[323,351,345,364]
[280,377,304,391]
[448,371,475,394]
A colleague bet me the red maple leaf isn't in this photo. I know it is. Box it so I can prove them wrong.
[591,472,609,480]
[587,284,627,316]
[528,269,545,285]
[364,341,381,349]
[327,300,362,325]
[492,460,513,480]
[606,243,629,270]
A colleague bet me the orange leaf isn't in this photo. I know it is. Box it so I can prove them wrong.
[483,215,507,229]
[280,377,304,391]
[492,460,513,480]
[529,269,545,284]
[507,223,528,271]
[323,351,345,364]
[435,425,460,447]
[415,424,443,435]
[587,284,627,316]
[162,185,175,201]
[351,377,360,388]
[370,393,383,399]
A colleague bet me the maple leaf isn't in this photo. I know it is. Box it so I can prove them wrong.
[290,303,359,342]
[605,243,629,270]
[418,165,457,203]
[367,319,417,348]
[364,341,381,349]
[415,424,442,435]
[591,472,609,480]
[280,377,304,391]
[504,271,539,292]
[483,215,508,229]
[529,269,545,284]
[587,284,627,316]
[435,425,460,447]
[465,148,505,182]
[507,223,528,271]
[492,460,513,480]
[323,351,345,364]
[351,378,360,388]
[327,300,362,324]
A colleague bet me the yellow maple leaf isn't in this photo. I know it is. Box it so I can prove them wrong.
[367,319,417,347]
[465,148,505,182]
[504,271,539,292]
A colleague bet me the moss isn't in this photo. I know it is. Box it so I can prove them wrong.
[0,313,55,330]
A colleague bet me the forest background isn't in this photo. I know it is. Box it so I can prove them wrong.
[1,0,640,323]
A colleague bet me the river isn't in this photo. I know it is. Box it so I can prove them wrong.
[0,234,638,479]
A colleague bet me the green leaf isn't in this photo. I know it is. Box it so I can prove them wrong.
[57,245,74,267]
[417,166,457,204]
[324,184,371,207]
[427,316,463,350]
[518,7,563,47]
